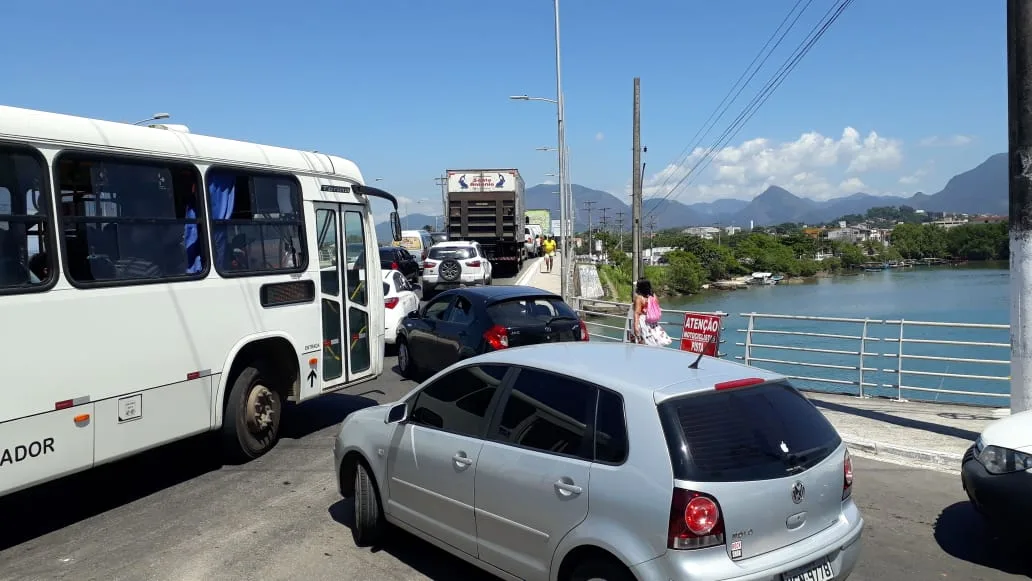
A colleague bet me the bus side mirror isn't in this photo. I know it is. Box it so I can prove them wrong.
[390,212,402,242]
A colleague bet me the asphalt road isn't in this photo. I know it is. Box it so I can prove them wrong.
[1,264,1028,580]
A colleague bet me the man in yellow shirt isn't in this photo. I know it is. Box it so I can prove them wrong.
[542,236,557,272]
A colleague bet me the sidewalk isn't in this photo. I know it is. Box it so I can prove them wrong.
[804,392,994,473]
[517,254,561,294]
[518,257,994,474]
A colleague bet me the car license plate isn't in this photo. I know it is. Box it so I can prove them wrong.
[782,557,835,581]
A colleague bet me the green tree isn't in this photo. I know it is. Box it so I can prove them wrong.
[677,236,743,280]
[664,250,706,294]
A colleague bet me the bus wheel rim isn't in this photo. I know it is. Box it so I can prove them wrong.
[246,383,277,435]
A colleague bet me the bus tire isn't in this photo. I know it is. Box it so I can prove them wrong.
[222,362,283,462]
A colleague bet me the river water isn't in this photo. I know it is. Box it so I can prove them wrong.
[585,263,1011,407]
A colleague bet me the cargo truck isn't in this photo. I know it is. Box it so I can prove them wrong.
[446,169,526,276]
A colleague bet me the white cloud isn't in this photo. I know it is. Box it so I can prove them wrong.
[919,134,973,147]
[898,169,926,185]
[595,131,605,141]
[639,127,902,202]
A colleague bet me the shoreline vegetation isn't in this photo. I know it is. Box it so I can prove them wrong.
[592,215,1007,302]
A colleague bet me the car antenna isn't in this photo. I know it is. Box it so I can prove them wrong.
[688,335,715,369]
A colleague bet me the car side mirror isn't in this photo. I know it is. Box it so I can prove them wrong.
[409,283,422,293]
[386,403,408,424]
[407,309,421,319]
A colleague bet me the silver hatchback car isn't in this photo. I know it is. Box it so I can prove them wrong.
[333,343,863,581]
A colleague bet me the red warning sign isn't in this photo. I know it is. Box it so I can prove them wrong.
[680,312,722,356]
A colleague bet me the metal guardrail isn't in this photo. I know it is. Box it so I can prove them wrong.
[572,297,728,357]
[570,298,1010,406]
[737,313,1010,405]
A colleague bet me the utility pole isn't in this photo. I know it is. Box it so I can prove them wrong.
[583,200,596,259]
[646,216,657,263]
[1010,0,1032,413]
[434,174,448,231]
[616,211,625,255]
[599,207,609,238]
[631,77,643,289]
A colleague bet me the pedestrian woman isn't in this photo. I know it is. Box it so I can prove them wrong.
[632,278,672,347]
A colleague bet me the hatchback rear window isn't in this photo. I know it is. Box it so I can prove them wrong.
[487,297,577,326]
[657,381,841,482]
[429,247,473,260]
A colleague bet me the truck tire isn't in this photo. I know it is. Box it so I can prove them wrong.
[222,362,283,462]
[439,258,461,283]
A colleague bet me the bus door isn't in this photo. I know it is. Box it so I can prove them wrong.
[314,202,374,388]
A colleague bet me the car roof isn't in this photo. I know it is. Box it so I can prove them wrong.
[434,240,478,248]
[470,343,784,402]
[433,285,559,304]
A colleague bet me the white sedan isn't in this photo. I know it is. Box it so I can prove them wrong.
[383,270,422,345]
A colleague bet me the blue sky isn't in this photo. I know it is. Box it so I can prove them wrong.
[0,0,1005,219]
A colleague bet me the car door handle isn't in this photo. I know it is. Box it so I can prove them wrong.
[452,453,473,468]
[554,480,583,496]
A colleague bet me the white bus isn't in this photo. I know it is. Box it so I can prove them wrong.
[0,105,402,497]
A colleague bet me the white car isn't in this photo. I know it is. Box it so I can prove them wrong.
[421,241,492,295]
[962,408,1032,530]
[382,270,422,345]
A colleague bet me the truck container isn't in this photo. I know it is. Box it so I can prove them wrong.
[446,169,525,276]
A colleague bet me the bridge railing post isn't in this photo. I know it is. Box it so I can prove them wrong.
[858,318,869,399]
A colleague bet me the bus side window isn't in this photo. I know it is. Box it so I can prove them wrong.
[0,147,56,292]
[206,169,307,277]
[55,154,208,286]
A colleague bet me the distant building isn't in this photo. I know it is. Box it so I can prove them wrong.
[972,215,1006,224]
[682,226,722,240]
[929,218,968,230]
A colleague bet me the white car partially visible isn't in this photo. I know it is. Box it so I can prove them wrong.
[383,270,422,345]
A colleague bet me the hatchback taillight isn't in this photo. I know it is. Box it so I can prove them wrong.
[483,324,509,350]
[384,297,400,309]
[842,449,853,500]
[424,260,437,269]
[578,319,590,341]
[391,261,399,271]
[467,260,481,267]
[668,488,725,550]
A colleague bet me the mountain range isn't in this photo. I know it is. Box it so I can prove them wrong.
[377,152,1007,236]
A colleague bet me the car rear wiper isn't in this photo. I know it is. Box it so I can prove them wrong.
[785,445,827,468]
[545,315,577,326]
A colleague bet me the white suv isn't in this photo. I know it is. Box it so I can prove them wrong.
[421,241,492,295]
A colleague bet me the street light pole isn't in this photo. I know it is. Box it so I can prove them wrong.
[553,0,577,303]
[552,0,570,302]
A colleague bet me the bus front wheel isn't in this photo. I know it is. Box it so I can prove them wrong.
[223,362,283,462]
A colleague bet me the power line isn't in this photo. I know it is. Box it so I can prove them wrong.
[644,0,815,206]
[645,0,856,218]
